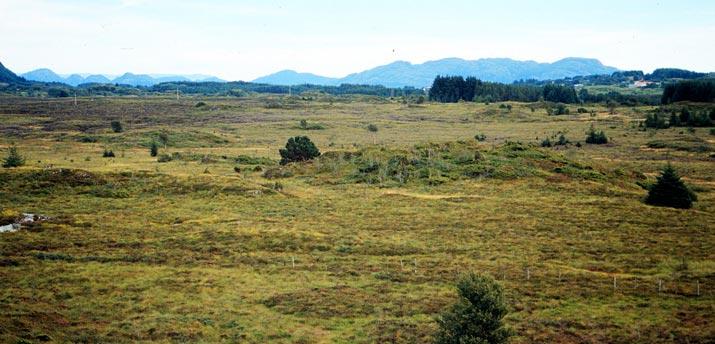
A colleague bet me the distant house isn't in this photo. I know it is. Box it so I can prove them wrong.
[632,80,654,88]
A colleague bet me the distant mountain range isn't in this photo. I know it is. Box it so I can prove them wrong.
[20,68,224,86]
[254,57,620,88]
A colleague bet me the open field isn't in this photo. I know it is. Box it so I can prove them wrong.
[0,95,713,343]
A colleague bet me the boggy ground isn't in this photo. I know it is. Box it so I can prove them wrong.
[0,95,713,343]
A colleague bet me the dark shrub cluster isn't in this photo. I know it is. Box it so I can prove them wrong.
[279,136,320,165]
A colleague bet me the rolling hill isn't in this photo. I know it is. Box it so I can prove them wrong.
[0,62,26,84]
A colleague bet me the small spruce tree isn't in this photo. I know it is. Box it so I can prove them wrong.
[279,136,320,165]
[2,146,25,168]
[645,164,697,209]
[435,273,512,344]
[150,141,159,157]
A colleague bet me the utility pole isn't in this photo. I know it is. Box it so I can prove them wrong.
[176,86,179,100]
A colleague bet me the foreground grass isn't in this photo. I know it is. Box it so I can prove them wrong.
[0,96,713,343]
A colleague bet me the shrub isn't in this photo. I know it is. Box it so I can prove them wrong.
[556,133,569,146]
[577,107,588,114]
[195,101,207,107]
[157,154,173,163]
[541,138,552,147]
[77,136,98,143]
[299,119,325,130]
[262,167,294,179]
[585,126,608,144]
[110,120,123,133]
[645,113,669,129]
[279,136,320,165]
[367,124,378,132]
[645,165,697,209]
[2,146,25,168]
[547,103,569,115]
[150,141,159,157]
[48,88,70,98]
[102,149,115,158]
[435,273,512,344]
[474,133,486,142]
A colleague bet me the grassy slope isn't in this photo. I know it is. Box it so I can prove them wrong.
[0,96,713,343]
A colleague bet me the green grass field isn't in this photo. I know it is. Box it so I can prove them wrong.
[1,95,713,343]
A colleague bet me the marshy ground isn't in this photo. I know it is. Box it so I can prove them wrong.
[0,95,713,343]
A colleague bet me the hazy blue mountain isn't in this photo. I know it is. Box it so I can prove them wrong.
[197,76,226,82]
[155,76,191,83]
[64,74,86,86]
[83,74,112,84]
[254,57,620,87]
[20,68,225,86]
[0,62,25,84]
[21,68,64,83]
[253,70,340,86]
[113,73,157,87]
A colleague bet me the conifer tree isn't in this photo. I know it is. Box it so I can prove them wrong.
[645,164,697,209]
[435,273,512,344]
[150,141,159,157]
[2,146,25,168]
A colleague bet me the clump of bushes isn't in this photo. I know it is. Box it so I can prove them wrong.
[646,107,715,129]
[77,136,99,143]
[157,154,173,163]
[547,103,569,115]
[299,119,325,130]
[102,149,115,158]
[585,126,608,144]
[474,133,486,142]
[541,133,569,147]
[2,146,25,168]
[645,164,697,209]
[195,101,207,107]
[435,273,512,344]
[110,120,123,133]
[279,136,320,165]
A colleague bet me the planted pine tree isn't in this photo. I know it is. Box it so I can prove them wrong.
[2,146,25,168]
[435,273,512,344]
[279,136,320,165]
[645,164,697,209]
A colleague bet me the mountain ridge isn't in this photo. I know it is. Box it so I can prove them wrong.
[20,69,225,86]
[254,57,620,87]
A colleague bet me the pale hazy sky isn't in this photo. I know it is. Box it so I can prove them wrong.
[1,0,714,81]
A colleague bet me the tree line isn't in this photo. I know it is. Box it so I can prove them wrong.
[429,76,578,103]
[661,79,715,104]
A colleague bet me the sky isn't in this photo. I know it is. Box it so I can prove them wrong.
[1,0,714,81]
